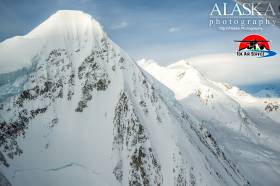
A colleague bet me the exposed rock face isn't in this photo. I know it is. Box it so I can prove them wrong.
[0,172,12,186]
[113,92,163,186]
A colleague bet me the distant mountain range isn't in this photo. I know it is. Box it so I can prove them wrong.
[241,83,280,98]
[138,58,280,186]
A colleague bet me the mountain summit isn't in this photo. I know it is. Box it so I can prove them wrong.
[26,10,105,47]
[0,10,104,74]
[0,11,250,186]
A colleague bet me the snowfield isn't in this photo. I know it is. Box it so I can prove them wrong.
[0,10,278,186]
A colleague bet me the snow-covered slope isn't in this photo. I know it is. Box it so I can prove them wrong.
[0,11,250,186]
[138,59,280,186]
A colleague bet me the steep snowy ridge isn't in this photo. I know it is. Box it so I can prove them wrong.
[139,59,280,186]
[0,11,250,186]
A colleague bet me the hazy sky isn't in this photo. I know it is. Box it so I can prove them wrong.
[0,0,279,89]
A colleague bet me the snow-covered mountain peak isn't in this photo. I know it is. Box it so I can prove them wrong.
[138,59,209,100]
[0,10,106,74]
[167,60,207,80]
[139,59,206,81]
[166,60,192,69]
[137,58,158,67]
[27,10,104,41]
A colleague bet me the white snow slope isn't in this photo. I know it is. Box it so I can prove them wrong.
[0,10,252,186]
[138,59,280,186]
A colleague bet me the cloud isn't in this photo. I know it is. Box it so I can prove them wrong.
[186,53,280,86]
[110,21,128,29]
[168,27,180,33]
[133,50,280,87]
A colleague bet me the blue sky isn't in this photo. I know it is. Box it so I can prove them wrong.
[0,0,279,90]
[0,0,249,61]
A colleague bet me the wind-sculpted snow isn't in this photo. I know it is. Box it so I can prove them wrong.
[0,10,252,186]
